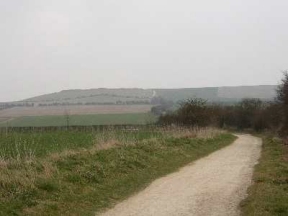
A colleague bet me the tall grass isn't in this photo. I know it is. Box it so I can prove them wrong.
[0,131,94,159]
[159,126,225,139]
[0,126,224,161]
[241,136,288,215]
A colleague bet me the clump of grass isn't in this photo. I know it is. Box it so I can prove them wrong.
[93,129,163,149]
[159,126,225,139]
[35,178,59,192]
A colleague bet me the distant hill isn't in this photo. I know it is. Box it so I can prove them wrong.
[25,89,154,105]
[217,85,277,100]
[22,85,277,105]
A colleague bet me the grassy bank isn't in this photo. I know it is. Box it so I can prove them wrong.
[0,128,236,215]
[241,137,288,216]
[0,113,156,127]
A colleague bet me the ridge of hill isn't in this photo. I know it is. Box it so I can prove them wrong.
[22,85,277,105]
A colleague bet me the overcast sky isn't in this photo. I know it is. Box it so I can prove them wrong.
[0,0,287,101]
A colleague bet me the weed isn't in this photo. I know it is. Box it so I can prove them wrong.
[35,179,59,192]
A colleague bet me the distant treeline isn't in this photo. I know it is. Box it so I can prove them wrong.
[0,103,34,110]
[0,124,153,133]
[35,97,175,106]
[158,71,288,136]
[0,100,154,109]
[38,100,151,106]
[35,97,176,107]
[28,93,151,103]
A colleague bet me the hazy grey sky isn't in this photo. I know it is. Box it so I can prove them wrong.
[0,0,287,101]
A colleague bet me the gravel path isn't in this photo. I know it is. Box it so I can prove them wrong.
[99,134,262,216]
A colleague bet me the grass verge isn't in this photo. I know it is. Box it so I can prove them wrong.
[241,136,288,216]
[0,128,235,215]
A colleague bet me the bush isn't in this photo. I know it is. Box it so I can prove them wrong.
[159,98,282,132]
[159,98,213,127]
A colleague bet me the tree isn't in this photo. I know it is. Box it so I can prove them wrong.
[277,71,288,104]
[277,70,288,133]
[176,98,211,126]
[236,98,263,130]
[157,98,210,126]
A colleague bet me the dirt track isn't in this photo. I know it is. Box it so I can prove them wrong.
[100,134,262,216]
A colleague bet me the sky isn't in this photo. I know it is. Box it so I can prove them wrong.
[0,0,287,102]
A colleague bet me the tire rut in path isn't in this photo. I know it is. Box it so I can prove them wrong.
[99,134,262,216]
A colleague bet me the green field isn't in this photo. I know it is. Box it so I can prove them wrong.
[0,113,157,127]
[0,129,162,159]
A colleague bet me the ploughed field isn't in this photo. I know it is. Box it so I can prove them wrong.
[0,105,152,117]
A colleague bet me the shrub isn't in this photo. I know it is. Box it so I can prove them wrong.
[159,98,212,127]
[159,98,282,132]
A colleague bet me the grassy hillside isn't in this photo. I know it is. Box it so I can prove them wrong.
[25,89,153,104]
[21,86,277,105]
[153,87,219,102]
[218,85,277,99]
